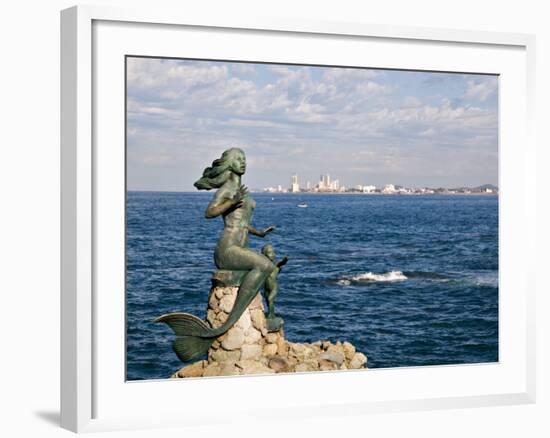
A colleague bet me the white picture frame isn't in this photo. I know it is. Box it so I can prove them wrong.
[60,4,536,433]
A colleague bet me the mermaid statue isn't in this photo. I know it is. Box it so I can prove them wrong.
[154,148,280,362]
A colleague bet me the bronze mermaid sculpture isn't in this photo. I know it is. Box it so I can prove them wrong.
[154,148,278,362]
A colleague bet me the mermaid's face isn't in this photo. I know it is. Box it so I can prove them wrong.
[230,150,246,175]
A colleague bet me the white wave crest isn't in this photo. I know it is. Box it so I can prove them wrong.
[352,271,408,282]
[337,279,351,286]
[338,270,408,285]
[471,272,499,288]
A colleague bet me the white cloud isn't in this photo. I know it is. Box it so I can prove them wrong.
[418,127,436,137]
[126,58,498,190]
[464,77,498,101]
[355,81,391,95]
[222,118,286,128]
[402,96,423,108]
[333,97,496,143]
[267,65,296,76]
[322,68,378,82]
[128,60,394,130]
[127,58,228,92]
[231,63,256,75]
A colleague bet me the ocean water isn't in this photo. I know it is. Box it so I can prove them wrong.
[126,192,498,380]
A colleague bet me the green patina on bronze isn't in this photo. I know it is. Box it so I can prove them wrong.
[154,148,286,363]
[261,244,288,332]
[210,269,248,288]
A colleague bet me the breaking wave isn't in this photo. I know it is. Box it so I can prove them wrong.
[338,270,408,285]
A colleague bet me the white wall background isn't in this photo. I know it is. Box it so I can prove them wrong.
[0,1,547,437]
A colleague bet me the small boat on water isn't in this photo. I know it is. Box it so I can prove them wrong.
[297,203,308,208]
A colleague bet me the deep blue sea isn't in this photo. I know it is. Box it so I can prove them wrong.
[126,192,498,381]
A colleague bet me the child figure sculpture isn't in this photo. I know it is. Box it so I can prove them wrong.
[261,244,289,332]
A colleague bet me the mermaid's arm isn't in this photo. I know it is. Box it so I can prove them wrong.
[205,197,238,218]
[248,225,275,237]
[205,185,244,218]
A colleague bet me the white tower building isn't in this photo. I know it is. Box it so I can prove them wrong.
[291,174,300,193]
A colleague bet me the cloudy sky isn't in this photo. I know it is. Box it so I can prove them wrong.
[126,57,498,191]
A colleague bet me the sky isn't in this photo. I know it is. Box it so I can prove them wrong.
[126,57,498,191]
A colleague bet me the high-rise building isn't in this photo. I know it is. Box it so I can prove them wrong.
[291,174,300,193]
[320,174,331,191]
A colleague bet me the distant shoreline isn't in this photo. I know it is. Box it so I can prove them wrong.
[127,190,499,196]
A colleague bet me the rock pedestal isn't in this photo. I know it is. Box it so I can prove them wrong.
[171,270,368,378]
[204,270,277,376]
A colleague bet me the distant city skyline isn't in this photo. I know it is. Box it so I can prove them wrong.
[127,57,498,191]
[261,172,497,195]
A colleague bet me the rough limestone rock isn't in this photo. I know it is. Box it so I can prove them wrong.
[171,270,368,378]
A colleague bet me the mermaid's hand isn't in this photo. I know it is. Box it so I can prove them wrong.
[277,255,289,269]
[232,184,248,209]
[262,225,275,236]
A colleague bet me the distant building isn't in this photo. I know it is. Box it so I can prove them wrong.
[319,174,332,191]
[266,179,494,195]
[291,174,300,193]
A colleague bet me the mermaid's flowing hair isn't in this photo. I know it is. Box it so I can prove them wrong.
[193,147,244,190]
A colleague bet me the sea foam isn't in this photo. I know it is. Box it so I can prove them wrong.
[338,270,408,285]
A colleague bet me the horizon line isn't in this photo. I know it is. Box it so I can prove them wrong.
[127,186,499,194]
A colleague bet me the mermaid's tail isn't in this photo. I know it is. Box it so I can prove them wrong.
[154,312,211,337]
[154,285,263,362]
[172,336,213,362]
[154,312,215,362]
[155,267,272,363]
